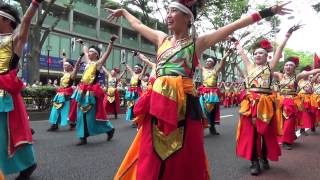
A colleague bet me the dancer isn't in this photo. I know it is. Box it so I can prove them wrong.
[274,56,320,150]
[71,35,117,145]
[108,1,291,179]
[47,52,83,131]
[297,65,318,135]
[102,66,126,119]
[135,52,157,90]
[0,1,44,179]
[235,25,298,175]
[124,63,144,126]
[223,82,233,108]
[311,73,320,128]
[198,51,231,135]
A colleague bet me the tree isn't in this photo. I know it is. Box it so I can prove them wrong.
[313,2,320,13]
[18,0,74,83]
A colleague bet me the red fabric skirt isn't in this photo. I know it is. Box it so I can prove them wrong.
[103,90,120,114]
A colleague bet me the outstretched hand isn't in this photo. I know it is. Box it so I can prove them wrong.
[271,2,293,15]
[110,34,119,43]
[106,9,124,23]
[287,24,303,34]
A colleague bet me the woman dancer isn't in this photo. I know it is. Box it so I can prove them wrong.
[297,66,318,135]
[0,1,43,179]
[198,51,231,135]
[47,52,82,131]
[108,1,291,179]
[235,25,299,175]
[71,35,117,145]
[102,66,126,119]
[275,56,320,150]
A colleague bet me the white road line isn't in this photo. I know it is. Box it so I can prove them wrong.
[220,115,234,118]
[32,114,235,123]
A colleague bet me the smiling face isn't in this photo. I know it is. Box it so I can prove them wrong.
[166,7,190,34]
[283,61,296,75]
[253,48,268,65]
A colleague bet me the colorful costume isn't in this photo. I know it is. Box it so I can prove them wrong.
[297,79,316,129]
[125,74,142,121]
[103,76,120,118]
[115,37,210,180]
[48,72,74,128]
[223,85,233,107]
[198,69,221,131]
[72,62,114,140]
[276,74,301,145]
[236,63,281,162]
[0,35,36,175]
[312,82,320,125]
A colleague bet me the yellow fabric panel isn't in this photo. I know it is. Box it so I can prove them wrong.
[60,73,71,88]
[0,35,13,74]
[81,62,97,85]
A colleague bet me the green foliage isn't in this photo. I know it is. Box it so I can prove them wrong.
[313,2,320,13]
[22,86,57,98]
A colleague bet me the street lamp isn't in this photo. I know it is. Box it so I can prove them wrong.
[46,45,52,81]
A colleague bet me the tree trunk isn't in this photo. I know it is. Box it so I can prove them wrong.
[28,26,41,84]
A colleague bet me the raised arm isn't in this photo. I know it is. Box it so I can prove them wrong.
[235,62,246,78]
[125,64,134,76]
[101,66,111,77]
[216,50,232,73]
[136,52,156,68]
[139,65,148,80]
[196,3,292,55]
[117,69,127,82]
[14,0,44,55]
[97,35,117,70]
[107,9,167,47]
[272,72,283,81]
[270,25,301,70]
[235,41,253,71]
[297,69,320,82]
[311,73,320,83]
[70,53,84,80]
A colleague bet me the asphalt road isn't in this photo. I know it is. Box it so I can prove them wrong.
[6,107,320,180]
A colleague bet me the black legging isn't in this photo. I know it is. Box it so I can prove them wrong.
[251,127,267,161]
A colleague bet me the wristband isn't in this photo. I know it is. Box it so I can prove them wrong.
[285,33,291,38]
[258,7,275,19]
[251,12,261,22]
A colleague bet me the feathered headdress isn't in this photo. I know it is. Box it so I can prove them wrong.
[285,56,300,66]
[252,39,273,53]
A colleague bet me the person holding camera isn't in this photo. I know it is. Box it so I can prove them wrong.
[47,52,83,132]
[71,35,117,145]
